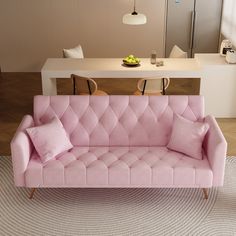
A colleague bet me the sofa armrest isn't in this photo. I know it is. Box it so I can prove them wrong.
[10,115,35,187]
[203,115,227,187]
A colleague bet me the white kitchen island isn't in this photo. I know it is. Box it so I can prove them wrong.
[195,54,236,118]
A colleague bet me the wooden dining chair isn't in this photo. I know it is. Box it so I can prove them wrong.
[71,74,108,95]
[134,77,170,95]
[63,45,85,95]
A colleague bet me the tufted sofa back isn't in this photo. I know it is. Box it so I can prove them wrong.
[34,96,204,147]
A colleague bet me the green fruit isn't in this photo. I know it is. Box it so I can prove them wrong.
[123,55,140,64]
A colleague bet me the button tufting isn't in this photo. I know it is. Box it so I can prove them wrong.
[26,145,213,187]
[34,96,204,147]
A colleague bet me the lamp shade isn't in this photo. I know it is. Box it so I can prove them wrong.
[123,13,147,25]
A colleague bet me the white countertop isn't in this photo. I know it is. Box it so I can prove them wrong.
[195,53,236,66]
[42,58,201,78]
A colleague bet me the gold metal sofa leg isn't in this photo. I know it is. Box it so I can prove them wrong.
[202,188,208,200]
[29,188,36,199]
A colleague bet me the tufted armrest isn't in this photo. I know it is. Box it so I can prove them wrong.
[203,115,227,187]
[10,115,35,187]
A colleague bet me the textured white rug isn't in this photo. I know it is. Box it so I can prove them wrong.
[0,156,236,236]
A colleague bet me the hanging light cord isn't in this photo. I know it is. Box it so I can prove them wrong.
[132,0,138,15]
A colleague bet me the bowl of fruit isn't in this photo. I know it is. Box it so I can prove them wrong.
[123,55,141,67]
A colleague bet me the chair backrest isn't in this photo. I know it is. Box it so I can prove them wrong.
[63,44,84,59]
[137,77,170,95]
[72,74,97,95]
[169,45,188,58]
[34,96,205,147]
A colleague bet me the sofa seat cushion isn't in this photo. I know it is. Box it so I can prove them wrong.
[25,147,213,188]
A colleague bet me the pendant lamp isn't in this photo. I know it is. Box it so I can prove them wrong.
[123,0,147,25]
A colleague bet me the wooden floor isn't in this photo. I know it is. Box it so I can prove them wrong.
[0,72,235,156]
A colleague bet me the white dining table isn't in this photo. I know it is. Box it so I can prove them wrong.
[41,58,201,96]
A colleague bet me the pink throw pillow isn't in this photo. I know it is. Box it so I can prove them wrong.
[26,117,73,163]
[167,114,209,160]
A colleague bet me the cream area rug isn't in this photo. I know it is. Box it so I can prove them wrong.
[0,156,236,236]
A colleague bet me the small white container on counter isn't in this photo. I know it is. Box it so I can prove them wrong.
[226,50,236,64]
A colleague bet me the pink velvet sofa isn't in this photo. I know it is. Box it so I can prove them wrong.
[11,96,227,199]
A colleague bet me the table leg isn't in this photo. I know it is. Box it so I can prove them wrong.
[41,72,57,95]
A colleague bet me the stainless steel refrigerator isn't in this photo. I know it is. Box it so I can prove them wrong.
[165,0,223,58]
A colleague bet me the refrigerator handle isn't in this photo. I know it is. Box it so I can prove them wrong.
[192,11,197,49]
[189,10,196,52]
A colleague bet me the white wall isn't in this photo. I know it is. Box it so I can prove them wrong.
[221,0,236,48]
[0,0,167,72]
